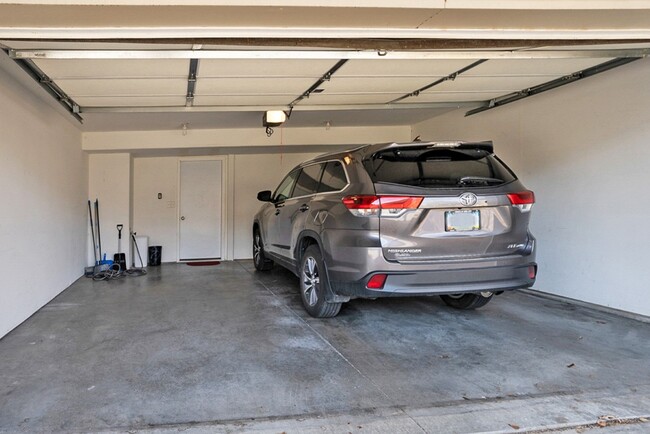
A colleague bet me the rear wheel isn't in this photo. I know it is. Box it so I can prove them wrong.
[253,229,273,271]
[440,292,493,310]
[300,245,342,318]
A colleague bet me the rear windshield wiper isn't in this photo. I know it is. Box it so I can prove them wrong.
[458,176,504,185]
[411,177,458,187]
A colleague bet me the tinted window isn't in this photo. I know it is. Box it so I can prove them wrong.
[273,170,299,202]
[292,164,323,198]
[318,161,347,193]
[363,147,516,187]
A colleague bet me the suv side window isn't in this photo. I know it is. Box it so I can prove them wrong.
[292,164,324,198]
[273,170,299,202]
[318,161,347,193]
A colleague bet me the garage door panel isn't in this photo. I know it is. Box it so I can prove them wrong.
[336,59,481,77]
[75,96,186,107]
[465,58,613,76]
[430,76,558,93]
[33,59,190,79]
[399,92,502,103]
[197,77,315,94]
[198,59,338,78]
[193,95,294,106]
[321,77,440,94]
[299,93,400,105]
[57,78,188,96]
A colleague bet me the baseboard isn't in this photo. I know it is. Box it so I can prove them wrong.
[519,288,650,324]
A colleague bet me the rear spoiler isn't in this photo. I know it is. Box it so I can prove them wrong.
[360,140,496,161]
[374,140,494,154]
[424,140,494,153]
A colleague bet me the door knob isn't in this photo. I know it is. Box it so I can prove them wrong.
[181,216,186,221]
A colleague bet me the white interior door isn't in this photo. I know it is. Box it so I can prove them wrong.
[179,160,222,260]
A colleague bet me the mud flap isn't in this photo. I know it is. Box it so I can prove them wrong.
[322,261,351,303]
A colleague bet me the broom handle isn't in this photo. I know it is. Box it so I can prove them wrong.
[95,199,102,260]
[88,200,97,264]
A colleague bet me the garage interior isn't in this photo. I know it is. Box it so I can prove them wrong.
[1,1,650,433]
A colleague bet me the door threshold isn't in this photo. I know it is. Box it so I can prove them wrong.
[179,258,222,263]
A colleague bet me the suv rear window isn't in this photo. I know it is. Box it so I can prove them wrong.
[292,164,324,198]
[318,161,347,193]
[363,147,516,188]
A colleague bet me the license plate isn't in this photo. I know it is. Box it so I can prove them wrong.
[445,210,480,232]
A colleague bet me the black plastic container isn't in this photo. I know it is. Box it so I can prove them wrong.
[148,246,162,266]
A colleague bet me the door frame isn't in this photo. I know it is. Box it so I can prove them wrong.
[176,156,229,262]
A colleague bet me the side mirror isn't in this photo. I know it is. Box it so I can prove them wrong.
[257,190,273,202]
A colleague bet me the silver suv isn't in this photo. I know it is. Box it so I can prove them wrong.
[253,141,537,317]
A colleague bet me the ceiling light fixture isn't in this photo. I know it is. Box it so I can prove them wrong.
[263,110,288,137]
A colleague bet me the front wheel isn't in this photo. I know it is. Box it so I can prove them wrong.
[299,246,342,318]
[440,292,493,310]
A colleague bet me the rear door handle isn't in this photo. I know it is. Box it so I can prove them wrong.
[299,204,310,212]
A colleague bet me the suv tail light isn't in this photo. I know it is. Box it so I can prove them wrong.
[342,195,423,217]
[342,195,381,217]
[507,191,535,213]
[367,274,387,290]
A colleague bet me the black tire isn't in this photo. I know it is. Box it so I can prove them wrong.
[253,229,273,271]
[440,292,493,310]
[299,245,342,318]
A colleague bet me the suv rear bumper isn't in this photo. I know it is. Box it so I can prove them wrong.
[330,262,535,299]
[323,236,536,299]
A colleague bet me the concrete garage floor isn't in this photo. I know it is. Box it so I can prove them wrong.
[0,262,649,433]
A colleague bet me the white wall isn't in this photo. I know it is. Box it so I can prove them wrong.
[88,153,131,267]
[131,152,323,262]
[0,56,85,338]
[413,58,650,317]
[132,157,179,263]
[82,125,410,151]
[97,125,411,263]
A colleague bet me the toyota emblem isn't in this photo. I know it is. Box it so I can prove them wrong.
[459,192,478,207]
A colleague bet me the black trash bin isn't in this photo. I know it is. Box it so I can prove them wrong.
[148,246,162,266]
